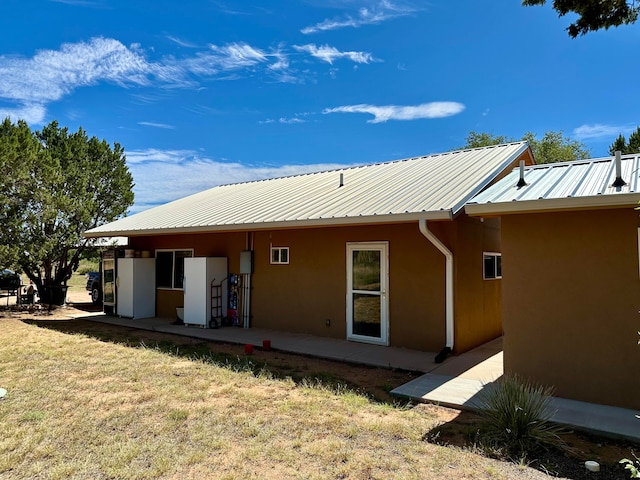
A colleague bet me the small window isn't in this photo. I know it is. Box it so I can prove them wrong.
[156,249,193,289]
[271,247,289,265]
[483,252,502,280]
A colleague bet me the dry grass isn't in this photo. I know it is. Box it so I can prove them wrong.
[0,319,555,479]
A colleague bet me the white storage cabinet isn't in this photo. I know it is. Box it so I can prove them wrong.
[116,258,156,319]
[183,257,228,327]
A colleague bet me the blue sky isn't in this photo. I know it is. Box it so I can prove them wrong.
[1,1,638,213]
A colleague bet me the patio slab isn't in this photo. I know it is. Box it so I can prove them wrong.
[84,314,440,373]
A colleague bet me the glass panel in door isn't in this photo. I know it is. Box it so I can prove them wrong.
[347,243,388,345]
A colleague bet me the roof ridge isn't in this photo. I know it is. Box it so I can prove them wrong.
[209,141,530,189]
[521,153,639,171]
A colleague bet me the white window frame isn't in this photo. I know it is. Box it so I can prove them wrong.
[155,248,194,290]
[270,246,289,265]
[483,252,502,280]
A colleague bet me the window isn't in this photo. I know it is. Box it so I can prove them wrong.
[270,247,289,264]
[483,252,502,280]
[156,249,193,289]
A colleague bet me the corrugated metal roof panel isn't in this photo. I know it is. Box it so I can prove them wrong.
[86,142,529,236]
[467,154,640,214]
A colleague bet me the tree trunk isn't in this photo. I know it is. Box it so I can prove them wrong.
[38,283,68,306]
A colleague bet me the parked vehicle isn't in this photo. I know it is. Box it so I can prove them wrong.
[85,271,102,304]
[0,269,21,290]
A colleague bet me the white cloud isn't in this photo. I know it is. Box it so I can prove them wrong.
[301,0,415,34]
[293,44,376,64]
[0,104,47,124]
[323,102,465,123]
[166,36,200,48]
[0,36,382,125]
[0,37,150,104]
[138,121,175,129]
[573,123,636,140]
[126,149,350,213]
[279,117,305,124]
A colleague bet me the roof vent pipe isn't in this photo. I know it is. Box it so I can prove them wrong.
[612,150,627,188]
[339,173,344,187]
[516,160,527,188]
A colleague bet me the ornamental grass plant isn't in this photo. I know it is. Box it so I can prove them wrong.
[478,374,566,459]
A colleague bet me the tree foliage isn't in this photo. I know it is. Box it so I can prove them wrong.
[522,0,639,37]
[608,127,640,154]
[0,118,134,304]
[461,130,591,164]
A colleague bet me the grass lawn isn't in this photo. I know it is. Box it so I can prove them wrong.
[0,318,565,480]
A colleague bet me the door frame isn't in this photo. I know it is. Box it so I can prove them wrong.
[346,241,389,346]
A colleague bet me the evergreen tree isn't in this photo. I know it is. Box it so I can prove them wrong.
[608,127,640,154]
[0,118,134,304]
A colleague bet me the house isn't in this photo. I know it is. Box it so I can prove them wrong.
[85,142,534,358]
[466,153,640,410]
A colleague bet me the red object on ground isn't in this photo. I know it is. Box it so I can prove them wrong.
[262,340,271,351]
[244,344,254,355]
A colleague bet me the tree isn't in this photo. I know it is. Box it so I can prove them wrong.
[609,127,640,154]
[461,130,591,164]
[522,0,640,38]
[0,119,42,269]
[0,118,134,305]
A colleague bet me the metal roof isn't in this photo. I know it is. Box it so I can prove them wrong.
[466,153,640,215]
[85,142,530,237]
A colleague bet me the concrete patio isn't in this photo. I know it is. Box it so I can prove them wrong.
[78,312,639,443]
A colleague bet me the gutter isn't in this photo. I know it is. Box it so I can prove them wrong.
[418,219,454,363]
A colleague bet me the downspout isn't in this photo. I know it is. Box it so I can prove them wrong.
[419,219,454,363]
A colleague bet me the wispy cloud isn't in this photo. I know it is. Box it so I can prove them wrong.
[573,123,636,140]
[301,0,415,34]
[126,149,350,213]
[166,36,200,48]
[138,121,175,129]
[293,44,376,64]
[0,37,378,124]
[0,104,47,124]
[49,0,105,6]
[323,101,465,123]
[279,117,306,124]
[0,37,154,123]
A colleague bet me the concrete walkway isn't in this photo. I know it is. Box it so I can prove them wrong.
[391,338,640,443]
[82,313,639,442]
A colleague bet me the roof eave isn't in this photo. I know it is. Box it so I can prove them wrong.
[83,209,454,238]
[466,193,640,216]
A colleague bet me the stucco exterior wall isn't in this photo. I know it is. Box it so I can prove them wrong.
[501,208,640,410]
[453,216,503,353]
[250,223,447,351]
[127,217,502,353]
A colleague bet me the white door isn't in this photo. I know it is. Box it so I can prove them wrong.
[346,242,389,345]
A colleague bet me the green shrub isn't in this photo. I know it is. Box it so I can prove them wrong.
[477,374,565,458]
[76,258,99,275]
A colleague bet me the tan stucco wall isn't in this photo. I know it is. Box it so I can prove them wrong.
[250,223,447,351]
[453,216,503,353]
[501,208,640,410]
[127,218,502,353]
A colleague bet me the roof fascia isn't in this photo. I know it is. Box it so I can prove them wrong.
[466,193,640,216]
[84,209,454,238]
